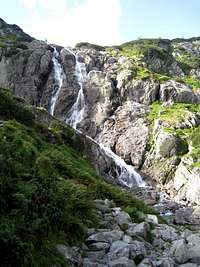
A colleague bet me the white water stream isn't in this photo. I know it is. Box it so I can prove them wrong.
[100,144,145,188]
[50,47,145,188]
[65,49,87,129]
[49,47,64,116]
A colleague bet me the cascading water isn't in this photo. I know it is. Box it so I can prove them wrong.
[65,48,87,129]
[100,144,145,188]
[51,47,145,188]
[49,47,64,116]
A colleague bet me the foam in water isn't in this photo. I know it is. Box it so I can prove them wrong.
[65,48,87,129]
[100,144,145,188]
[49,47,64,116]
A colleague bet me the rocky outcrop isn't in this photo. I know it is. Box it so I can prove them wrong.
[1,18,200,205]
[173,159,200,205]
[57,199,200,267]
[160,80,199,104]
[0,40,53,106]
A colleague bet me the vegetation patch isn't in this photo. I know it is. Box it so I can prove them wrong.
[0,89,157,266]
[182,76,200,90]
[148,101,200,125]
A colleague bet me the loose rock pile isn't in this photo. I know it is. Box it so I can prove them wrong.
[57,199,200,267]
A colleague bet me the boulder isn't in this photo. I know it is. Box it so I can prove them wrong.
[155,129,180,158]
[153,224,179,242]
[126,222,150,239]
[118,78,159,105]
[86,230,123,244]
[107,240,130,260]
[160,81,197,104]
[129,241,148,262]
[56,245,82,266]
[112,208,131,230]
[186,233,200,263]
[170,239,188,264]
[109,257,136,267]
[174,160,200,205]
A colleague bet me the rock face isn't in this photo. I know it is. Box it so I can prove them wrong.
[160,80,199,104]
[173,160,200,205]
[1,18,200,203]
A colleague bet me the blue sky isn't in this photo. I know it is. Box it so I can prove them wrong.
[1,0,200,46]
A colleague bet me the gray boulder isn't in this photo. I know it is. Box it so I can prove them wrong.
[86,230,123,244]
[109,257,136,267]
[107,240,130,261]
[160,80,197,104]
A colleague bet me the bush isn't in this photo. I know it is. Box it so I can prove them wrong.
[0,89,35,125]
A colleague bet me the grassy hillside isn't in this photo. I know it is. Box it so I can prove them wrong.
[0,89,156,267]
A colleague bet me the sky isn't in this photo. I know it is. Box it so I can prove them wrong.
[1,0,200,47]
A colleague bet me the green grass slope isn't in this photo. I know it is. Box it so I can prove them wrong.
[0,89,156,267]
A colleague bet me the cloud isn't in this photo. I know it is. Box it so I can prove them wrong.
[18,0,122,46]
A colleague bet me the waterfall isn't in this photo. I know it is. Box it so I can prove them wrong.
[49,47,64,116]
[100,144,145,188]
[66,52,87,129]
[50,47,145,188]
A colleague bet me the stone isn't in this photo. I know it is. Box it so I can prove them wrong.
[83,258,107,267]
[137,258,154,267]
[170,239,188,264]
[160,80,197,104]
[87,242,110,251]
[157,257,175,267]
[174,208,194,225]
[122,235,134,244]
[129,241,148,262]
[186,233,200,263]
[86,230,123,244]
[174,161,200,205]
[174,162,190,191]
[178,264,198,267]
[112,208,131,230]
[153,224,179,242]
[118,78,159,105]
[127,222,150,239]
[109,257,136,267]
[84,250,107,263]
[155,129,179,158]
[107,240,130,261]
[56,245,82,266]
[146,214,159,225]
